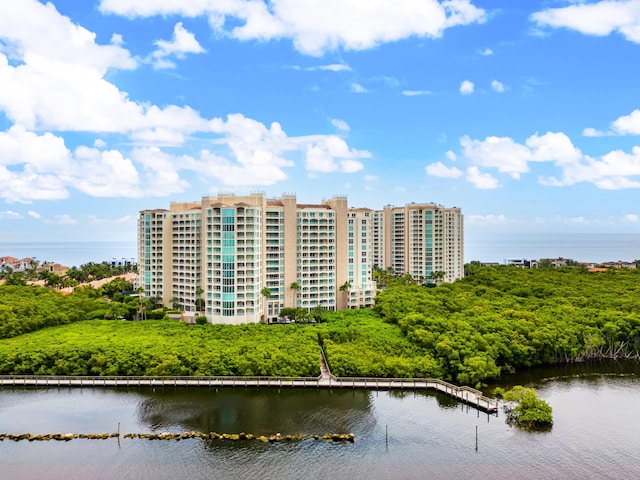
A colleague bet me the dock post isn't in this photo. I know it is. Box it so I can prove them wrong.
[475,425,478,451]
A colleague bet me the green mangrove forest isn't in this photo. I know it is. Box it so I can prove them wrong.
[0,266,639,386]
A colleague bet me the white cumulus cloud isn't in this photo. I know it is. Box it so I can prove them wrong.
[583,127,604,137]
[491,80,505,92]
[0,3,208,143]
[0,126,72,202]
[466,166,499,189]
[611,109,640,135]
[351,82,369,93]
[584,109,640,136]
[303,135,369,173]
[460,130,640,190]
[532,0,640,44]
[128,114,370,188]
[460,79,474,95]
[0,2,372,202]
[461,131,582,180]
[100,0,487,56]
[73,146,142,197]
[331,119,351,131]
[426,162,463,178]
[0,210,22,219]
[0,0,135,72]
[461,135,532,179]
[150,22,205,69]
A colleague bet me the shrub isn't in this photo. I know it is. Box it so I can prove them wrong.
[503,386,553,429]
[86,309,108,320]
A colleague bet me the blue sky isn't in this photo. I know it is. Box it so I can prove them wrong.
[1,0,640,260]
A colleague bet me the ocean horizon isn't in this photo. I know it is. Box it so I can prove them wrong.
[1,233,639,268]
[0,241,137,268]
[465,232,640,264]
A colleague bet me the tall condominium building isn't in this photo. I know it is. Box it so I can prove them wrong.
[346,208,377,309]
[138,195,463,324]
[383,202,464,283]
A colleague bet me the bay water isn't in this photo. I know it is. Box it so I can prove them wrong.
[1,364,639,480]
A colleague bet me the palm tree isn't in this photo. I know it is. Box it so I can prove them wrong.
[195,286,205,312]
[400,273,415,285]
[170,296,183,310]
[290,281,301,307]
[135,286,148,321]
[339,280,351,308]
[430,270,446,285]
[261,286,272,323]
[149,296,163,309]
[45,273,63,289]
[372,266,394,288]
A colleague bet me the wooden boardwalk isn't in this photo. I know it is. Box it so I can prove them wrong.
[0,374,498,414]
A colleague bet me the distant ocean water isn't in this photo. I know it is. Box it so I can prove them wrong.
[0,241,137,268]
[1,233,638,268]
[465,232,640,264]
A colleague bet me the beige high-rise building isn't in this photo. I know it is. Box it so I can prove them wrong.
[138,195,463,324]
[345,208,377,309]
[382,202,464,283]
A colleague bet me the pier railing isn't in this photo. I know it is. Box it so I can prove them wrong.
[0,374,498,413]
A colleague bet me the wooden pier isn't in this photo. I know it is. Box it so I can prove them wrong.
[0,374,498,414]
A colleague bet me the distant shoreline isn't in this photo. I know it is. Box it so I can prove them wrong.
[2,233,639,268]
[0,241,137,269]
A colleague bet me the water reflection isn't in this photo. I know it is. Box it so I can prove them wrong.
[134,388,375,436]
[486,359,640,391]
[387,389,461,409]
[1,370,640,480]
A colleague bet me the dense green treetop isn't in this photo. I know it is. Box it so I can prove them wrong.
[1,266,639,384]
[0,320,320,377]
[374,266,640,384]
[0,285,105,338]
[501,385,553,429]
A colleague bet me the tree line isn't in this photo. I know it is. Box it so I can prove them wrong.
[374,266,640,384]
[1,266,639,384]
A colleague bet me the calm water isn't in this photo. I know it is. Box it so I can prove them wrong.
[1,233,639,267]
[0,241,137,268]
[464,232,640,264]
[1,367,639,479]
